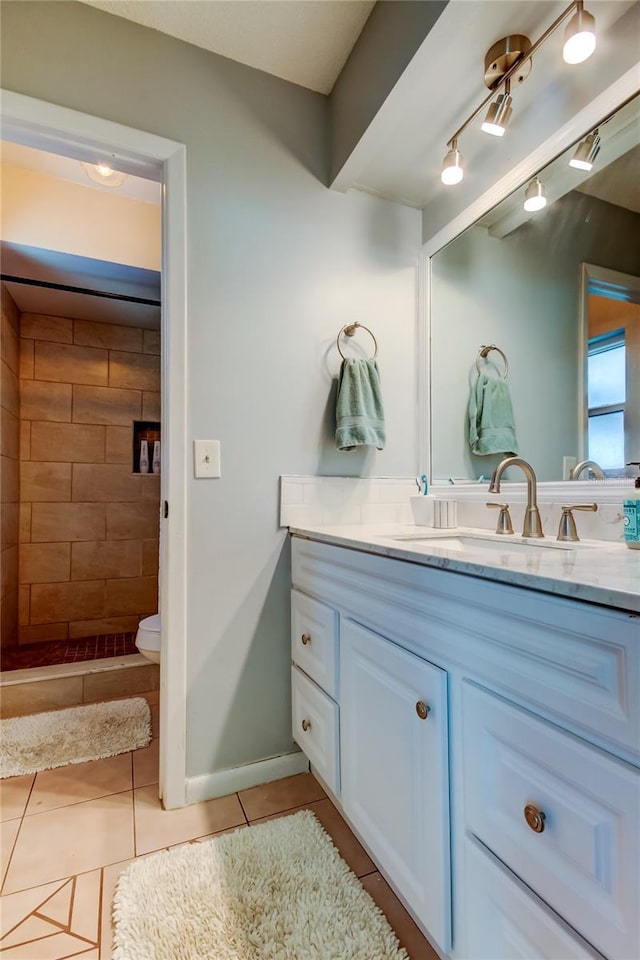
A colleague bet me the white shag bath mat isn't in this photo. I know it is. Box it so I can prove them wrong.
[0,697,151,779]
[113,809,409,960]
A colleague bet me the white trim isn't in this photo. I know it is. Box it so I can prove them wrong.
[419,65,640,484]
[186,752,310,805]
[1,90,188,809]
[429,481,633,505]
[416,253,429,475]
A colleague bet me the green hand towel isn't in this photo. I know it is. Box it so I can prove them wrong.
[468,374,518,456]
[336,358,385,451]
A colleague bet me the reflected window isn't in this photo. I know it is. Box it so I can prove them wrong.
[587,331,625,469]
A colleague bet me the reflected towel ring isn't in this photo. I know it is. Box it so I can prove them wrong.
[476,344,508,379]
[337,322,378,360]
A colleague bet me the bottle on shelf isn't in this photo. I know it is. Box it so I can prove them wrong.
[139,439,150,474]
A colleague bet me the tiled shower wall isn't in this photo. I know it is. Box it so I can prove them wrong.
[1,287,20,648]
[18,313,161,645]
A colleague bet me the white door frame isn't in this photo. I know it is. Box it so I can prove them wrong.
[1,90,189,808]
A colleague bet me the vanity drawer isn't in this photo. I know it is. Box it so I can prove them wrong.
[464,837,603,959]
[463,681,640,960]
[292,665,340,795]
[291,589,338,698]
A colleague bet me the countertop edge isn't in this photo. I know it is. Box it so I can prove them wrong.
[289,524,640,614]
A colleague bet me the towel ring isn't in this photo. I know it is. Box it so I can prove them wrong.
[337,322,378,360]
[476,344,508,379]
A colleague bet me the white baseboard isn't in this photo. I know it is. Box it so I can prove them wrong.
[185,750,309,805]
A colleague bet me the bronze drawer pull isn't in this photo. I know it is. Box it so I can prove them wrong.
[301,634,311,645]
[416,701,431,720]
[301,719,311,732]
[524,803,546,833]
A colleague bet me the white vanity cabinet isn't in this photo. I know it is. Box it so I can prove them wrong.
[290,535,640,960]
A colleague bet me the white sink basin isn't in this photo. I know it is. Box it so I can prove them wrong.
[386,532,589,552]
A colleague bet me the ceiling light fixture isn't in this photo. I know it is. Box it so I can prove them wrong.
[81,161,128,188]
[523,177,547,212]
[441,140,464,185]
[569,130,601,170]
[563,1,597,64]
[440,0,596,185]
[481,80,513,137]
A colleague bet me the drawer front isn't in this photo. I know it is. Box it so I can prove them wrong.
[291,589,338,698]
[464,838,603,960]
[292,665,340,795]
[463,682,640,960]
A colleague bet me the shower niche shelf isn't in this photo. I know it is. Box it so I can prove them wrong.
[133,420,161,474]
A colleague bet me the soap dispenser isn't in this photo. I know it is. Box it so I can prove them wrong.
[623,462,640,549]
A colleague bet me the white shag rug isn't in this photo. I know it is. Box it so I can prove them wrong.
[0,697,151,778]
[113,809,410,960]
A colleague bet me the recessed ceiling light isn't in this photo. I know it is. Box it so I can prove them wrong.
[81,161,128,188]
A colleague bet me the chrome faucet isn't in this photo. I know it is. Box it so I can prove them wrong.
[569,459,604,480]
[489,457,544,538]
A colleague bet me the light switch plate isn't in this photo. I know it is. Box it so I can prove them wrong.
[193,440,221,478]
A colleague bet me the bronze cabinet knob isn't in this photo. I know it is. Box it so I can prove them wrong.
[524,803,546,833]
[416,701,431,720]
[301,719,311,732]
[301,634,311,645]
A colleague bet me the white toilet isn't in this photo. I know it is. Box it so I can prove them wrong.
[135,614,161,664]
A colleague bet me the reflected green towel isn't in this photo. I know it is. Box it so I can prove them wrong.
[336,358,385,451]
[468,374,518,455]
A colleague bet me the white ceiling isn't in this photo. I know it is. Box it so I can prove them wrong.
[1,140,161,203]
[82,0,375,95]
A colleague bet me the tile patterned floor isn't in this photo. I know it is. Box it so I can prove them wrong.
[1,634,139,671]
[0,691,438,959]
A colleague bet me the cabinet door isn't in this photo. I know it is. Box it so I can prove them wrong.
[340,618,450,952]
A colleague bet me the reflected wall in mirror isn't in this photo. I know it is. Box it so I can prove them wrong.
[430,94,640,482]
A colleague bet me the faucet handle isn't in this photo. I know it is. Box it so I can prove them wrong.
[557,503,598,542]
[486,502,514,535]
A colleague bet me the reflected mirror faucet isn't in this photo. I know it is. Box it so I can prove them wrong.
[489,457,545,537]
[569,459,604,480]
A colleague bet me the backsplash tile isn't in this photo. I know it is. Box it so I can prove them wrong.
[280,476,415,527]
[281,476,623,541]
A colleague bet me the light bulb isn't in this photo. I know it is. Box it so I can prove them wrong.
[569,131,600,171]
[523,177,547,212]
[441,144,464,185]
[81,161,128,188]
[481,92,513,137]
[563,5,596,64]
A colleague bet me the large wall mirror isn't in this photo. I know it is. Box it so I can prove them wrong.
[429,92,640,483]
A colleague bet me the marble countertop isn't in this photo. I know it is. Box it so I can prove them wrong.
[289,523,640,613]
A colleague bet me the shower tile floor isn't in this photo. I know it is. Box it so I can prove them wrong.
[0,691,438,960]
[1,633,138,672]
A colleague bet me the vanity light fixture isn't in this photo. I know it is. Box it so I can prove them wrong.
[441,140,464,185]
[440,0,596,185]
[523,177,547,212]
[569,130,601,170]
[81,161,128,188]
